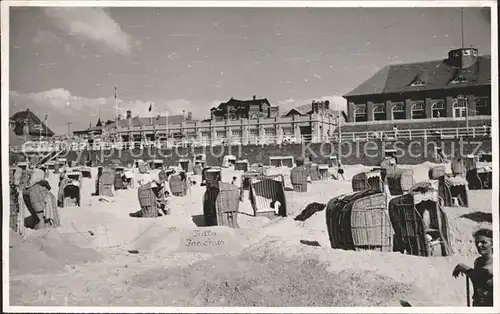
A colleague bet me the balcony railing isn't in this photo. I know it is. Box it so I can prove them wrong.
[10,126,491,153]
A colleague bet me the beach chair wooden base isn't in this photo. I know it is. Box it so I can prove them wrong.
[63,196,80,207]
[172,191,187,197]
[292,183,308,192]
[256,211,279,220]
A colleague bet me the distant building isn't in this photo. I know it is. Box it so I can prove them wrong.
[73,125,104,137]
[210,96,279,121]
[283,100,342,119]
[10,108,54,139]
[343,48,491,123]
[112,110,196,143]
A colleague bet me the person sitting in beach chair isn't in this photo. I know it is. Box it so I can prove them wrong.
[452,228,493,307]
[22,169,61,230]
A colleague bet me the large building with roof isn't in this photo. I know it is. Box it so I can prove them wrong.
[343,48,491,125]
[283,100,343,119]
[210,96,279,121]
[10,108,55,139]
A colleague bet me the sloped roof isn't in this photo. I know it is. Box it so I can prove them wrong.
[293,104,313,115]
[344,55,491,98]
[218,97,273,109]
[283,103,341,117]
[10,109,55,136]
[73,125,103,134]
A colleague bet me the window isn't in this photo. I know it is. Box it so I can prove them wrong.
[265,128,276,136]
[450,75,467,84]
[232,130,242,137]
[475,97,491,116]
[373,105,386,121]
[250,129,259,136]
[410,81,426,86]
[216,130,226,138]
[354,106,367,122]
[392,103,406,120]
[431,100,446,118]
[201,131,210,139]
[411,101,426,119]
[282,127,294,135]
[452,97,468,118]
[185,132,196,139]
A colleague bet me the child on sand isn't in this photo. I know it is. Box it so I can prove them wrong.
[337,163,345,180]
[452,228,493,307]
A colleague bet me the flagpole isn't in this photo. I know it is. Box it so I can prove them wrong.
[114,85,118,131]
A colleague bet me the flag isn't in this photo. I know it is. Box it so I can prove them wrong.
[148,103,152,112]
[114,86,118,99]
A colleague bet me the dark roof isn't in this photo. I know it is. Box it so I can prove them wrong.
[96,118,102,127]
[344,55,491,98]
[116,114,195,128]
[10,109,55,136]
[218,97,273,109]
[73,125,103,134]
[283,103,341,117]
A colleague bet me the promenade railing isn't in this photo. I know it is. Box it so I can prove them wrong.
[10,125,491,153]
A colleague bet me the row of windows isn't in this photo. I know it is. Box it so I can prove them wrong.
[352,97,490,122]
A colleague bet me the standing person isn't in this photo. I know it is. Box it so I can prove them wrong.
[337,163,345,180]
[393,125,399,139]
[452,228,493,307]
[154,170,170,216]
[482,124,489,137]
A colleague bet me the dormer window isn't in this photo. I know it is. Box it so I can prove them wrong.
[450,75,467,84]
[410,80,425,87]
[409,71,427,87]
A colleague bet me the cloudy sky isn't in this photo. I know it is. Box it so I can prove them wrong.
[9,6,491,134]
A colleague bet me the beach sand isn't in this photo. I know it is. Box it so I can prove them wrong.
[8,162,492,307]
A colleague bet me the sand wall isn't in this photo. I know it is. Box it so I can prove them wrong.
[15,137,491,167]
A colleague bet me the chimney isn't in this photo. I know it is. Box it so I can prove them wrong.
[253,95,256,100]
[187,111,192,120]
[126,110,132,119]
[325,100,330,110]
[447,48,479,69]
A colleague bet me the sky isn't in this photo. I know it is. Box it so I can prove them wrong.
[8,5,492,134]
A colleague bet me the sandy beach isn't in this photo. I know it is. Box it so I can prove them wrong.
[8,162,492,307]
